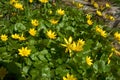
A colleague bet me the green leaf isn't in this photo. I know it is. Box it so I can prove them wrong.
[93,41,102,50]
[56,58,63,64]
[40,49,48,54]
[37,49,49,62]
[14,23,26,32]
[83,39,93,51]
[94,60,107,73]
[41,65,51,79]
[29,69,40,80]
[30,53,39,61]
[25,58,32,66]
[22,66,30,75]
[93,61,99,73]
[28,39,36,45]
[0,47,6,52]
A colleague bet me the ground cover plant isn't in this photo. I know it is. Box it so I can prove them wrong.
[0,0,120,80]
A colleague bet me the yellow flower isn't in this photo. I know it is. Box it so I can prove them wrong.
[109,16,115,21]
[93,2,99,8]
[96,25,107,37]
[87,19,93,25]
[31,19,39,27]
[49,10,52,14]
[1,34,8,41]
[11,33,20,39]
[114,32,120,42]
[107,52,113,64]
[72,39,85,52]
[112,47,120,56]
[61,36,73,53]
[56,8,65,15]
[46,30,57,39]
[29,0,33,3]
[96,10,102,16]
[18,47,31,57]
[19,34,26,41]
[111,47,115,51]
[100,31,107,37]
[39,0,48,3]
[10,0,18,4]
[114,49,120,56]
[0,67,8,80]
[106,3,111,8]
[63,73,77,80]
[86,14,92,19]
[72,42,82,52]
[0,14,3,18]
[107,58,111,64]
[50,19,58,25]
[77,3,84,8]
[78,39,85,45]
[29,28,36,36]
[13,2,24,10]
[96,25,102,32]
[86,56,93,66]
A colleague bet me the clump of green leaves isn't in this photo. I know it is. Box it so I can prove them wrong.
[0,0,120,80]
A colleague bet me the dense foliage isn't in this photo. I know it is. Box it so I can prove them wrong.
[0,0,120,80]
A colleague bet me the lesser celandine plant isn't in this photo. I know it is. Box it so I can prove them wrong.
[0,0,120,80]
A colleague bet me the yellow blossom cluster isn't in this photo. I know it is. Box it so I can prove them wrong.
[106,2,111,8]
[72,39,85,52]
[91,0,111,9]
[114,32,120,43]
[95,25,107,38]
[86,56,93,66]
[0,34,8,41]
[46,30,57,39]
[86,14,93,25]
[63,73,77,80]
[29,28,37,36]
[1,21,38,42]
[96,10,102,16]
[61,36,85,55]
[39,0,48,3]
[0,33,26,42]
[48,8,65,24]
[11,33,26,41]
[18,47,31,57]
[50,19,58,25]
[29,19,39,36]
[48,10,52,14]
[10,0,24,10]
[107,52,113,64]
[76,3,84,8]
[29,0,33,3]
[56,8,65,16]
[10,0,18,4]
[72,1,84,9]
[107,47,120,64]
[11,33,20,39]
[93,2,99,9]
[112,47,120,56]
[88,0,111,18]
[105,14,115,21]
[31,19,39,27]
